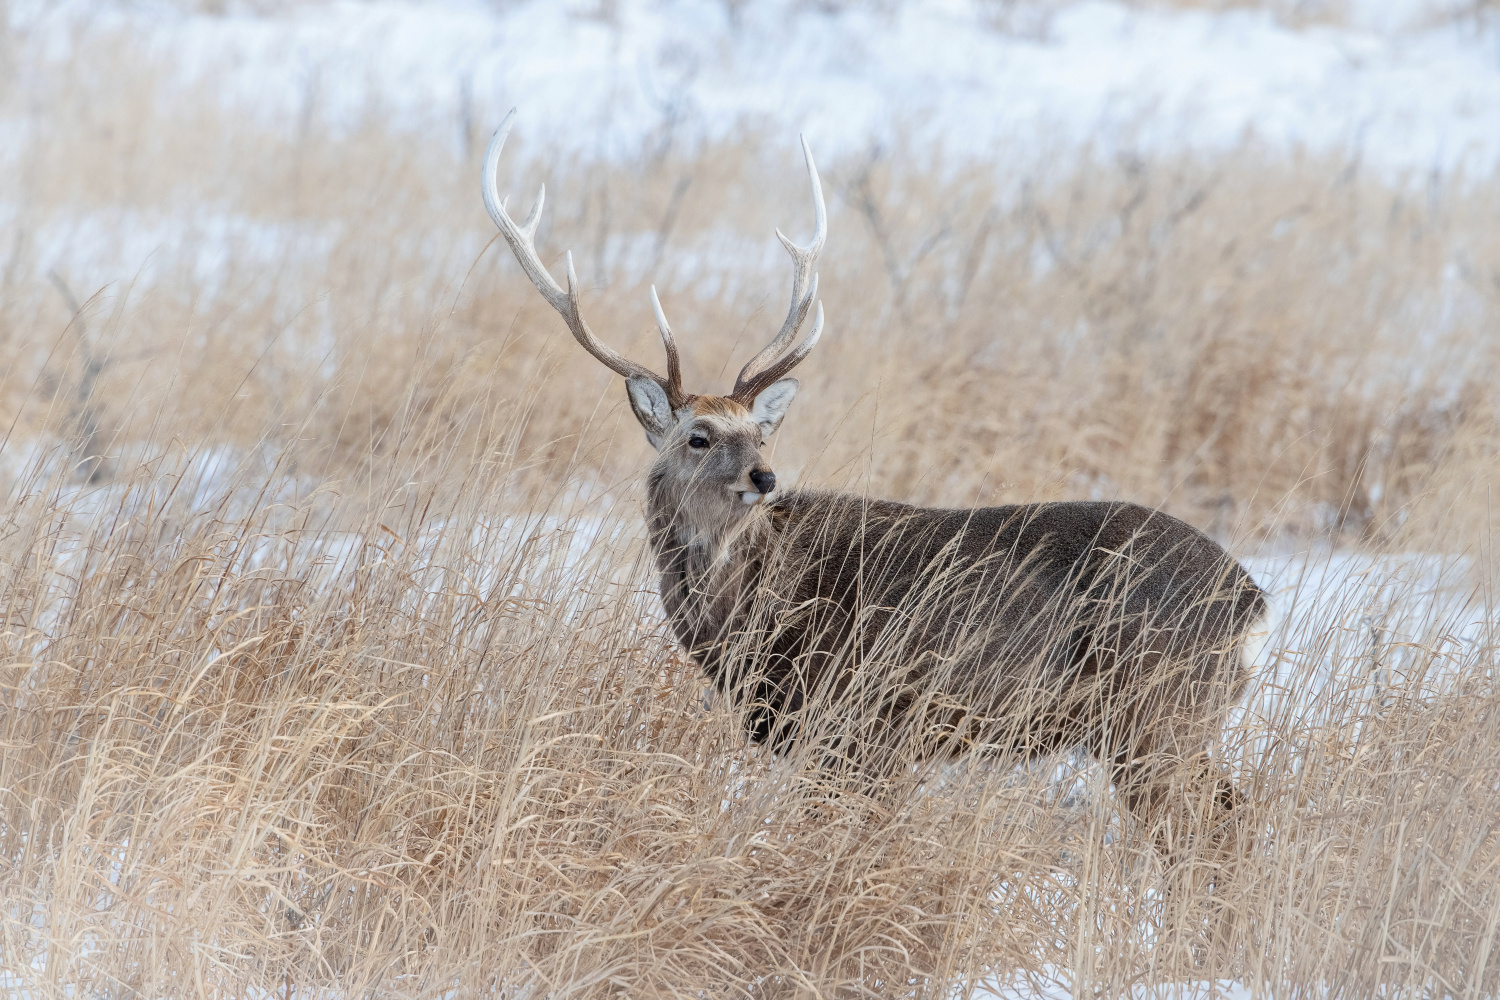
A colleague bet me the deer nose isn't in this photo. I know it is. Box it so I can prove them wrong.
[749,469,777,494]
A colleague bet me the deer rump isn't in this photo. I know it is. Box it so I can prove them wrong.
[657,496,1266,775]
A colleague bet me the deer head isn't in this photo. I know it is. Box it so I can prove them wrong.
[481,109,826,522]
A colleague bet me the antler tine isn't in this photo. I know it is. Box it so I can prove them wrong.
[648,286,687,406]
[482,109,670,390]
[732,134,828,401]
[737,302,823,403]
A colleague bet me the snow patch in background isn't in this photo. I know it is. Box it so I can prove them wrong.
[975,966,1256,998]
[10,0,1500,176]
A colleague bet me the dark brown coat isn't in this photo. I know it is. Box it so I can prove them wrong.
[650,488,1266,787]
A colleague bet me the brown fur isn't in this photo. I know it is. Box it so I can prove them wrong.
[645,396,1265,841]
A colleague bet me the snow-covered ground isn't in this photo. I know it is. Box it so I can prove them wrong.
[11,0,1500,175]
[975,966,1255,998]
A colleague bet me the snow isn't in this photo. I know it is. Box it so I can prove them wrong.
[21,206,342,303]
[11,0,1500,177]
[974,966,1256,998]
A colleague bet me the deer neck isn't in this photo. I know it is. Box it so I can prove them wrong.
[644,469,773,595]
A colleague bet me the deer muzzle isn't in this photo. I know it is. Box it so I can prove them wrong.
[741,468,776,505]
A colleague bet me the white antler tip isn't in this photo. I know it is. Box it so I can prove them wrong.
[523,183,546,235]
[649,285,672,336]
[774,228,801,259]
[481,110,521,226]
[801,301,824,349]
[489,108,517,148]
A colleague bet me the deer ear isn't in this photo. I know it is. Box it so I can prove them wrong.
[750,378,798,438]
[626,376,674,450]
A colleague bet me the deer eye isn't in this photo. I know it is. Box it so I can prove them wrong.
[688,435,710,450]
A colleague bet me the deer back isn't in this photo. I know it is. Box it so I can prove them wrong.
[652,490,1265,753]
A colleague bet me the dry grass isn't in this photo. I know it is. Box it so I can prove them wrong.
[2,17,1500,998]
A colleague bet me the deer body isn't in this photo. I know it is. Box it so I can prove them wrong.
[482,110,1265,826]
[649,463,1264,783]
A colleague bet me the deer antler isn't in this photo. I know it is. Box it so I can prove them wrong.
[730,135,827,404]
[482,109,687,407]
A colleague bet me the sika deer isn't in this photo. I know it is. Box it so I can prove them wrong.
[481,110,1267,848]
